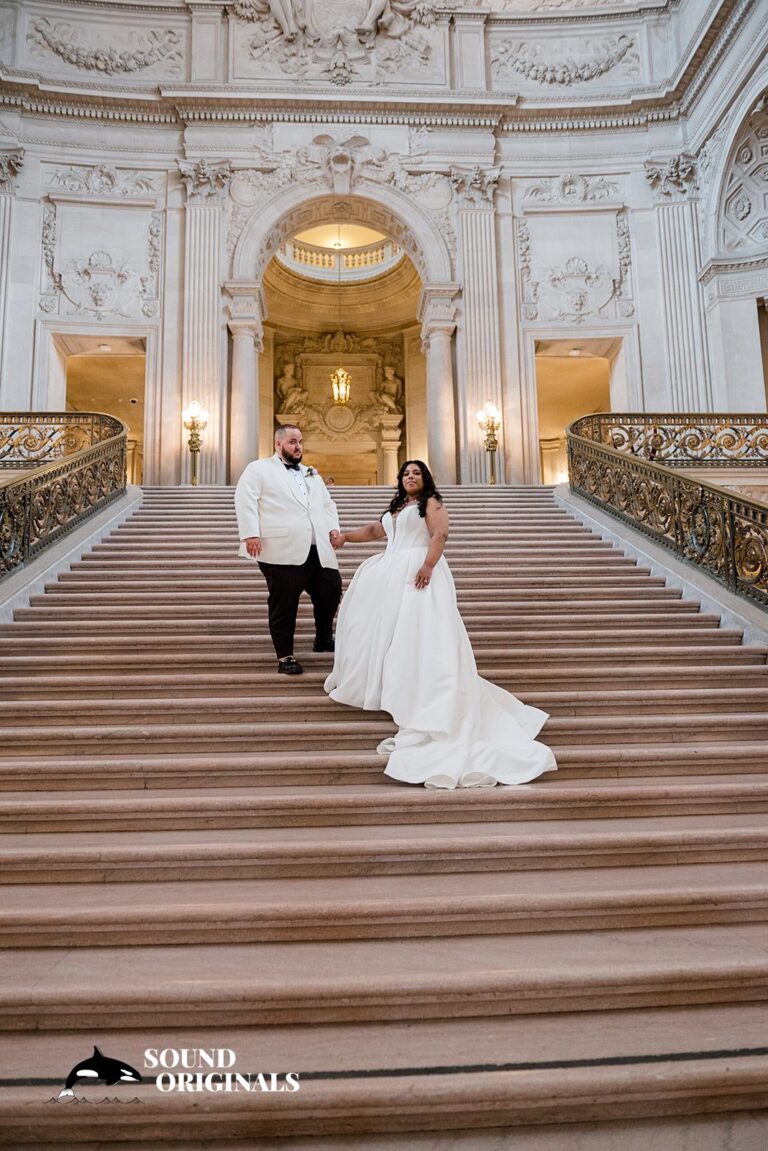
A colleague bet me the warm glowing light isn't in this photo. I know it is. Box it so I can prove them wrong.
[182,400,209,430]
[476,402,502,432]
[331,368,352,406]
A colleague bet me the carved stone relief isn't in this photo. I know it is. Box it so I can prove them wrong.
[644,154,697,199]
[226,135,457,274]
[717,103,768,253]
[38,202,162,320]
[492,32,638,87]
[46,164,158,198]
[27,18,183,77]
[0,151,23,194]
[518,209,634,323]
[524,173,619,204]
[273,329,404,443]
[450,166,501,206]
[232,0,446,86]
[178,159,232,203]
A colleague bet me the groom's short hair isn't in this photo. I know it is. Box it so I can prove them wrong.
[275,424,301,442]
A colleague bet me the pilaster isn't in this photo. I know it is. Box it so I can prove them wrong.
[179,158,231,485]
[0,151,23,395]
[644,155,713,411]
[451,165,504,483]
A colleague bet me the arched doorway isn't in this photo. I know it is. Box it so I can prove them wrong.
[226,189,458,485]
[264,219,422,485]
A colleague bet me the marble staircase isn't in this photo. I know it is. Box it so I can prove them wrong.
[0,484,767,1148]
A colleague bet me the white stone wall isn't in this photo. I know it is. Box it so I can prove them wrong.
[0,0,766,483]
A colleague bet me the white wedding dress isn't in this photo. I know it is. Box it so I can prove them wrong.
[324,503,557,788]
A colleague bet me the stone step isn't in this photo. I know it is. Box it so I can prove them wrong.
[1,924,766,1030]
[0,742,765,791]
[2,774,768,827]
[2,686,766,727]
[2,863,768,947]
[2,609,712,636]
[1,714,767,757]
[1,645,763,675]
[2,665,766,698]
[1,1007,765,1146]
[1,814,767,883]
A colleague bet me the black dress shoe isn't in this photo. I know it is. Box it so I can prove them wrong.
[278,657,304,675]
[313,638,335,653]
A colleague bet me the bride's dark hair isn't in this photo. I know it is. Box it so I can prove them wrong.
[388,460,442,519]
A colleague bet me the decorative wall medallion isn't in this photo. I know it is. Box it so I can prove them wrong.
[28,19,183,76]
[518,209,634,323]
[38,205,161,320]
[643,154,697,198]
[492,33,637,86]
[524,173,619,203]
[47,164,157,197]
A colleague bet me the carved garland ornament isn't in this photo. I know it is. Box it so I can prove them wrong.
[643,154,697,198]
[492,33,636,86]
[0,152,23,194]
[28,18,183,75]
[524,173,619,204]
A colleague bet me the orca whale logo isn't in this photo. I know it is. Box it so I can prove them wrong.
[59,1046,143,1099]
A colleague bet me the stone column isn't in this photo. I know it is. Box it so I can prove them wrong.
[225,284,265,482]
[644,155,713,411]
[418,287,459,485]
[179,158,231,485]
[0,151,23,392]
[379,414,403,485]
[450,165,504,483]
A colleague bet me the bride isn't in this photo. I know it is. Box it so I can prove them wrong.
[324,460,557,789]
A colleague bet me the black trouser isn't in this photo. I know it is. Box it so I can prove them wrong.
[258,546,342,659]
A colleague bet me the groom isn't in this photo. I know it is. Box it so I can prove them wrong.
[234,424,342,676]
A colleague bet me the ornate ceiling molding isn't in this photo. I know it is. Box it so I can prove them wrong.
[0,0,751,132]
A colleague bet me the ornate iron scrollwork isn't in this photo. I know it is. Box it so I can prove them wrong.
[568,413,768,612]
[0,413,127,579]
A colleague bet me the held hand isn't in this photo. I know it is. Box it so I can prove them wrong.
[331,532,346,551]
[414,564,433,590]
[245,536,262,558]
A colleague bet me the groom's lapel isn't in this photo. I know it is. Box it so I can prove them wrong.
[271,454,308,508]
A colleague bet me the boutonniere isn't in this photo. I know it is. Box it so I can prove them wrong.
[305,467,318,478]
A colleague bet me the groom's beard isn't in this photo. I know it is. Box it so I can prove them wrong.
[280,448,303,464]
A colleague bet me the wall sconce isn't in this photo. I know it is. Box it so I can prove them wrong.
[476,401,502,486]
[182,400,209,486]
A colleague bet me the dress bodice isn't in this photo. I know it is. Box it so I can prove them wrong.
[383,503,430,550]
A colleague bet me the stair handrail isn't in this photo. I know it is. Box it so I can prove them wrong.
[0,412,127,579]
[566,412,768,613]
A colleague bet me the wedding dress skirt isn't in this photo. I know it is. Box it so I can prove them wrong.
[324,504,557,789]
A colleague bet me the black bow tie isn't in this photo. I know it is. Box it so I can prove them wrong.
[284,462,301,471]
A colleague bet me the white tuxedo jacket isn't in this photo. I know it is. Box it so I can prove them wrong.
[234,454,340,569]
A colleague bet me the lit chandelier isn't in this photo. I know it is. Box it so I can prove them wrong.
[330,223,351,406]
[330,366,351,405]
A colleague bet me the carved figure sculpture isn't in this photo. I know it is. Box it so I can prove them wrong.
[370,365,403,414]
[268,0,304,40]
[276,363,309,414]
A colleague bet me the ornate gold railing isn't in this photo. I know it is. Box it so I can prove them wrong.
[567,413,768,612]
[0,413,127,579]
